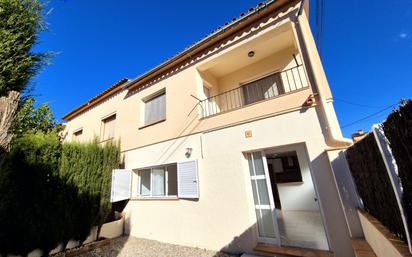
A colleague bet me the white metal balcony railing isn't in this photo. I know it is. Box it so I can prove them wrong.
[199,63,308,118]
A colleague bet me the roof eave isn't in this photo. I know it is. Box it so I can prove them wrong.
[125,0,297,92]
[62,0,300,121]
[62,78,129,120]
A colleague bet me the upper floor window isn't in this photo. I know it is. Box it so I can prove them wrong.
[101,114,116,141]
[144,90,166,126]
[72,129,83,141]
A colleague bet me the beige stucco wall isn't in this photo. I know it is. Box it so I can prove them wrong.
[100,218,124,239]
[123,108,354,256]
[61,2,353,256]
[326,150,364,238]
[62,2,348,151]
[62,3,322,152]
[64,42,313,153]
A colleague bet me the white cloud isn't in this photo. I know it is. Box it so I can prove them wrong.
[400,33,408,39]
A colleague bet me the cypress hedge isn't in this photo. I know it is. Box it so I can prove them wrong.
[0,133,120,256]
[60,139,120,234]
[382,99,412,240]
[346,133,407,242]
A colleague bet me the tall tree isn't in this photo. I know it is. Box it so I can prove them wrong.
[0,0,49,96]
[0,91,19,157]
[0,0,49,155]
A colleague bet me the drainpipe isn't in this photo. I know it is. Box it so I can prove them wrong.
[295,1,352,147]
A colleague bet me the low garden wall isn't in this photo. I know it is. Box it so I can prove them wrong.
[23,217,125,257]
[100,216,125,239]
[358,210,412,257]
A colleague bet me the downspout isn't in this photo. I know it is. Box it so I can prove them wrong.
[295,0,352,147]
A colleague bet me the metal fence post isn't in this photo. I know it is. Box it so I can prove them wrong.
[373,124,412,253]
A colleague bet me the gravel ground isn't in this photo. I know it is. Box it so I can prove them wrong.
[77,236,240,257]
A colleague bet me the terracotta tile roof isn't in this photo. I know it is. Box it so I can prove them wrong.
[62,0,301,121]
[157,0,277,65]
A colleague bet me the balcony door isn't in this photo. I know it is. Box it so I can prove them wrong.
[242,72,284,105]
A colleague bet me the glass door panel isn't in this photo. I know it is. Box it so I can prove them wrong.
[152,167,165,196]
[247,152,280,245]
[140,169,151,196]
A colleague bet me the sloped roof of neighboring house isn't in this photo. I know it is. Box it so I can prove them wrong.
[62,0,304,121]
[62,78,129,120]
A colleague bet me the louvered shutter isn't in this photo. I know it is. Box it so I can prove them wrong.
[177,160,199,198]
[144,93,166,125]
[110,169,132,202]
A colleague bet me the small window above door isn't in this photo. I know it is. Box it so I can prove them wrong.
[267,151,302,183]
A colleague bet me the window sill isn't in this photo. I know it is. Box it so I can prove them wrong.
[139,119,166,130]
[131,196,178,201]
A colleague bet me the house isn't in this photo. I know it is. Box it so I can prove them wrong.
[62,0,358,256]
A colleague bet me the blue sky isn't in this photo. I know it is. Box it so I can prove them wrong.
[33,0,412,137]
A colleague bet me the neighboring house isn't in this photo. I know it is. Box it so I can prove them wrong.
[62,1,357,256]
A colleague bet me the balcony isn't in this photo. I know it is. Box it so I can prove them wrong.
[196,21,310,119]
[199,64,308,118]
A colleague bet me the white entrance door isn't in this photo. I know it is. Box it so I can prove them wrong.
[246,151,280,245]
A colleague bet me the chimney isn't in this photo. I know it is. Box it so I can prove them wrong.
[351,129,367,142]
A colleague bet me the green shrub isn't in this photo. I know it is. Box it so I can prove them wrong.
[0,132,65,255]
[0,133,120,255]
[60,139,120,231]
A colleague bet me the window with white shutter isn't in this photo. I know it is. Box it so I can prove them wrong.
[137,164,177,197]
[135,161,198,199]
[110,169,132,202]
[177,160,199,198]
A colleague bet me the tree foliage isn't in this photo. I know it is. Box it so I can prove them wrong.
[11,96,57,137]
[0,0,50,96]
